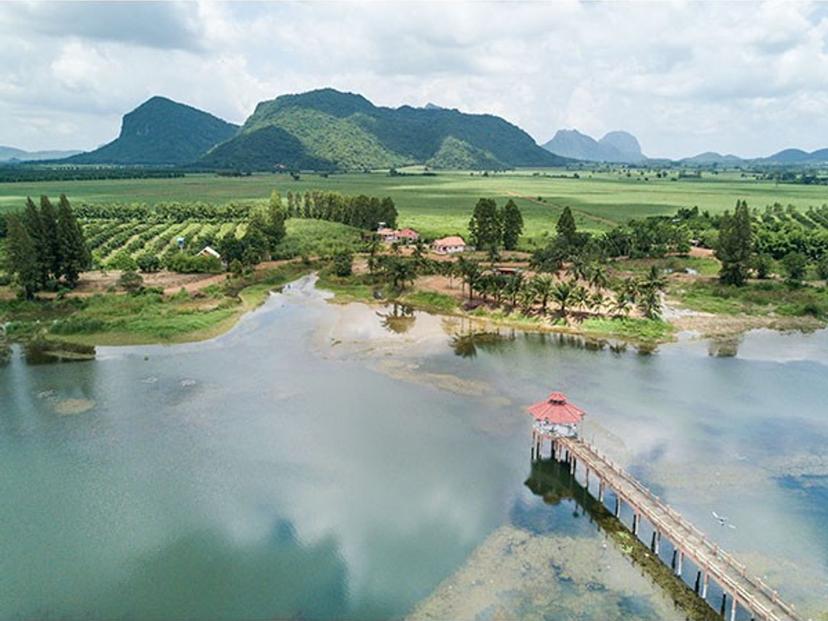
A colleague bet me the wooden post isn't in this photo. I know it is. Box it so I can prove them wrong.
[671,549,677,571]
[694,570,701,594]
[701,572,709,599]
[585,467,590,490]
[614,496,621,518]
[729,597,737,621]
[650,531,658,553]
[675,550,683,576]
[720,593,727,617]
[654,531,661,555]
[632,513,639,536]
[598,480,605,503]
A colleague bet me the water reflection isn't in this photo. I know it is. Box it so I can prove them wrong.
[376,303,416,334]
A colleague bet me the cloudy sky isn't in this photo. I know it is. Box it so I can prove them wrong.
[2,0,828,158]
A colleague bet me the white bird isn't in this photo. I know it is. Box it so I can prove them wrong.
[712,511,729,524]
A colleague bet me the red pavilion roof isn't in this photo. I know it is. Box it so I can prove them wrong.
[527,391,585,424]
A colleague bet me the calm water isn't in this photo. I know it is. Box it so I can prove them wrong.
[1,276,827,620]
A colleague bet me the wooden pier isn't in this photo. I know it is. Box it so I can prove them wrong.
[533,432,802,621]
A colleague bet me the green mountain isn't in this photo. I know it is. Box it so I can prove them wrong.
[66,96,239,166]
[200,88,565,171]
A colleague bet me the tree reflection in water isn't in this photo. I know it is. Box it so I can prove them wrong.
[376,303,417,334]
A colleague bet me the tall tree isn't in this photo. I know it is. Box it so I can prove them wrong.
[39,195,61,279]
[468,198,502,252]
[501,199,523,250]
[716,200,753,286]
[56,194,91,286]
[4,214,40,299]
[22,197,48,287]
[556,206,577,245]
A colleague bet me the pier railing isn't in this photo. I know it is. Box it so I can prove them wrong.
[558,437,801,621]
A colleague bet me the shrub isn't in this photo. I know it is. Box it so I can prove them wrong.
[782,252,808,285]
[332,250,353,277]
[817,256,828,281]
[752,254,772,279]
[137,253,162,273]
[165,253,223,274]
[108,252,138,271]
[118,269,144,293]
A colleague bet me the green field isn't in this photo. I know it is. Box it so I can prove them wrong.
[2,170,827,245]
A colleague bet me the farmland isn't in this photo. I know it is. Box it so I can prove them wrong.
[1,169,827,245]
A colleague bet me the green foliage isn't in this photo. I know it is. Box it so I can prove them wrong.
[165,253,223,274]
[502,199,523,250]
[136,253,162,273]
[332,250,353,277]
[4,214,39,299]
[817,256,828,281]
[203,88,563,171]
[782,251,808,284]
[401,290,458,314]
[426,136,504,170]
[117,269,144,293]
[107,252,138,271]
[468,198,502,251]
[556,206,577,245]
[717,200,753,286]
[67,96,238,166]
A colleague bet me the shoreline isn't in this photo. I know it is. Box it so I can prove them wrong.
[2,270,825,353]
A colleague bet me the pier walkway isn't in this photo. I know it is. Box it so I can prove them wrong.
[550,436,801,621]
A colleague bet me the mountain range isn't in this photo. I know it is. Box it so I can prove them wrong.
[0,146,82,163]
[199,88,566,170]
[542,129,645,163]
[11,90,828,169]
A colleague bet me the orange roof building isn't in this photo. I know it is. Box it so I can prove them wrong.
[527,391,584,438]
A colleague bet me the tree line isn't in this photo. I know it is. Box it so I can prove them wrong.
[4,195,91,298]
[468,198,524,252]
[285,190,398,230]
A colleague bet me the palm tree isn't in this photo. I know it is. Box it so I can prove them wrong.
[641,265,667,292]
[590,291,606,315]
[637,287,662,319]
[589,264,609,290]
[531,274,555,316]
[619,276,639,302]
[518,285,536,315]
[571,284,589,312]
[457,257,481,301]
[381,256,416,291]
[551,280,574,318]
[570,257,590,282]
[610,294,632,318]
[505,272,524,309]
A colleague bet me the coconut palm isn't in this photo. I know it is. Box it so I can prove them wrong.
[637,287,662,319]
[589,264,609,290]
[570,257,590,282]
[551,280,575,318]
[457,257,481,301]
[571,284,590,312]
[518,285,536,315]
[531,274,555,316]
[505,272,524,308]
[641,265,667,292]
[610,294,633,318]
[590,291,606,315]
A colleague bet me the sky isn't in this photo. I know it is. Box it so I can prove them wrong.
[2,0,828,159]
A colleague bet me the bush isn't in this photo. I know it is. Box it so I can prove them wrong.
[137,253,162,273]
[108,252,138,271]
[752,254,772,279]
[332,250,353,277]
[118,269,144,293]
[817,256,828,281]
[165,253,223,274]
[782,252,808,284]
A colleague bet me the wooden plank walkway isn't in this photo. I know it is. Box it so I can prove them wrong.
[555,436,801,621]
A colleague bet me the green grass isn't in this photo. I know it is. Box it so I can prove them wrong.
[3,169,828,246]
[579,317,675,344]
[272,219,363,259]
[401,290,459,314]
[611,256,721,277]
[315,273,377,303]
[673,279,828,318]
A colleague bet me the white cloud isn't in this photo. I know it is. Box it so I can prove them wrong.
[1,0,828,158]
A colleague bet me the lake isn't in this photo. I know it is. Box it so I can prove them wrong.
[1,275,826,620]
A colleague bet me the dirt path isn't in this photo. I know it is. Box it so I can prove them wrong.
[506,191,619,228]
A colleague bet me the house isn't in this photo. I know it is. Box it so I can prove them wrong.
[396,228,420,243]
[198,246,221,260]
[432,236,467,254]
[376,227,420,244]
[376,227,398,243]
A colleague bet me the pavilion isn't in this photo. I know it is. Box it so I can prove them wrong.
[527,391,584,460]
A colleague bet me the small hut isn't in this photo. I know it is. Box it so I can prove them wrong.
[527,391,585,438]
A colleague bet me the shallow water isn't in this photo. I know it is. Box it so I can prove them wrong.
[1,276,826,620]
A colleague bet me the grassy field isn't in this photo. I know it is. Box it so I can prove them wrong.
[2,170,827,245]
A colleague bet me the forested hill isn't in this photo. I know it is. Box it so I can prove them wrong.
[199,88,567,171]
[65,97,239,166]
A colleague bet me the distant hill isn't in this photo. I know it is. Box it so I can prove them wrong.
[0,146,81,163]
[542,129,644,163]
[200,88,566,171]
[65,96,239,166]
[680,152,744,166]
